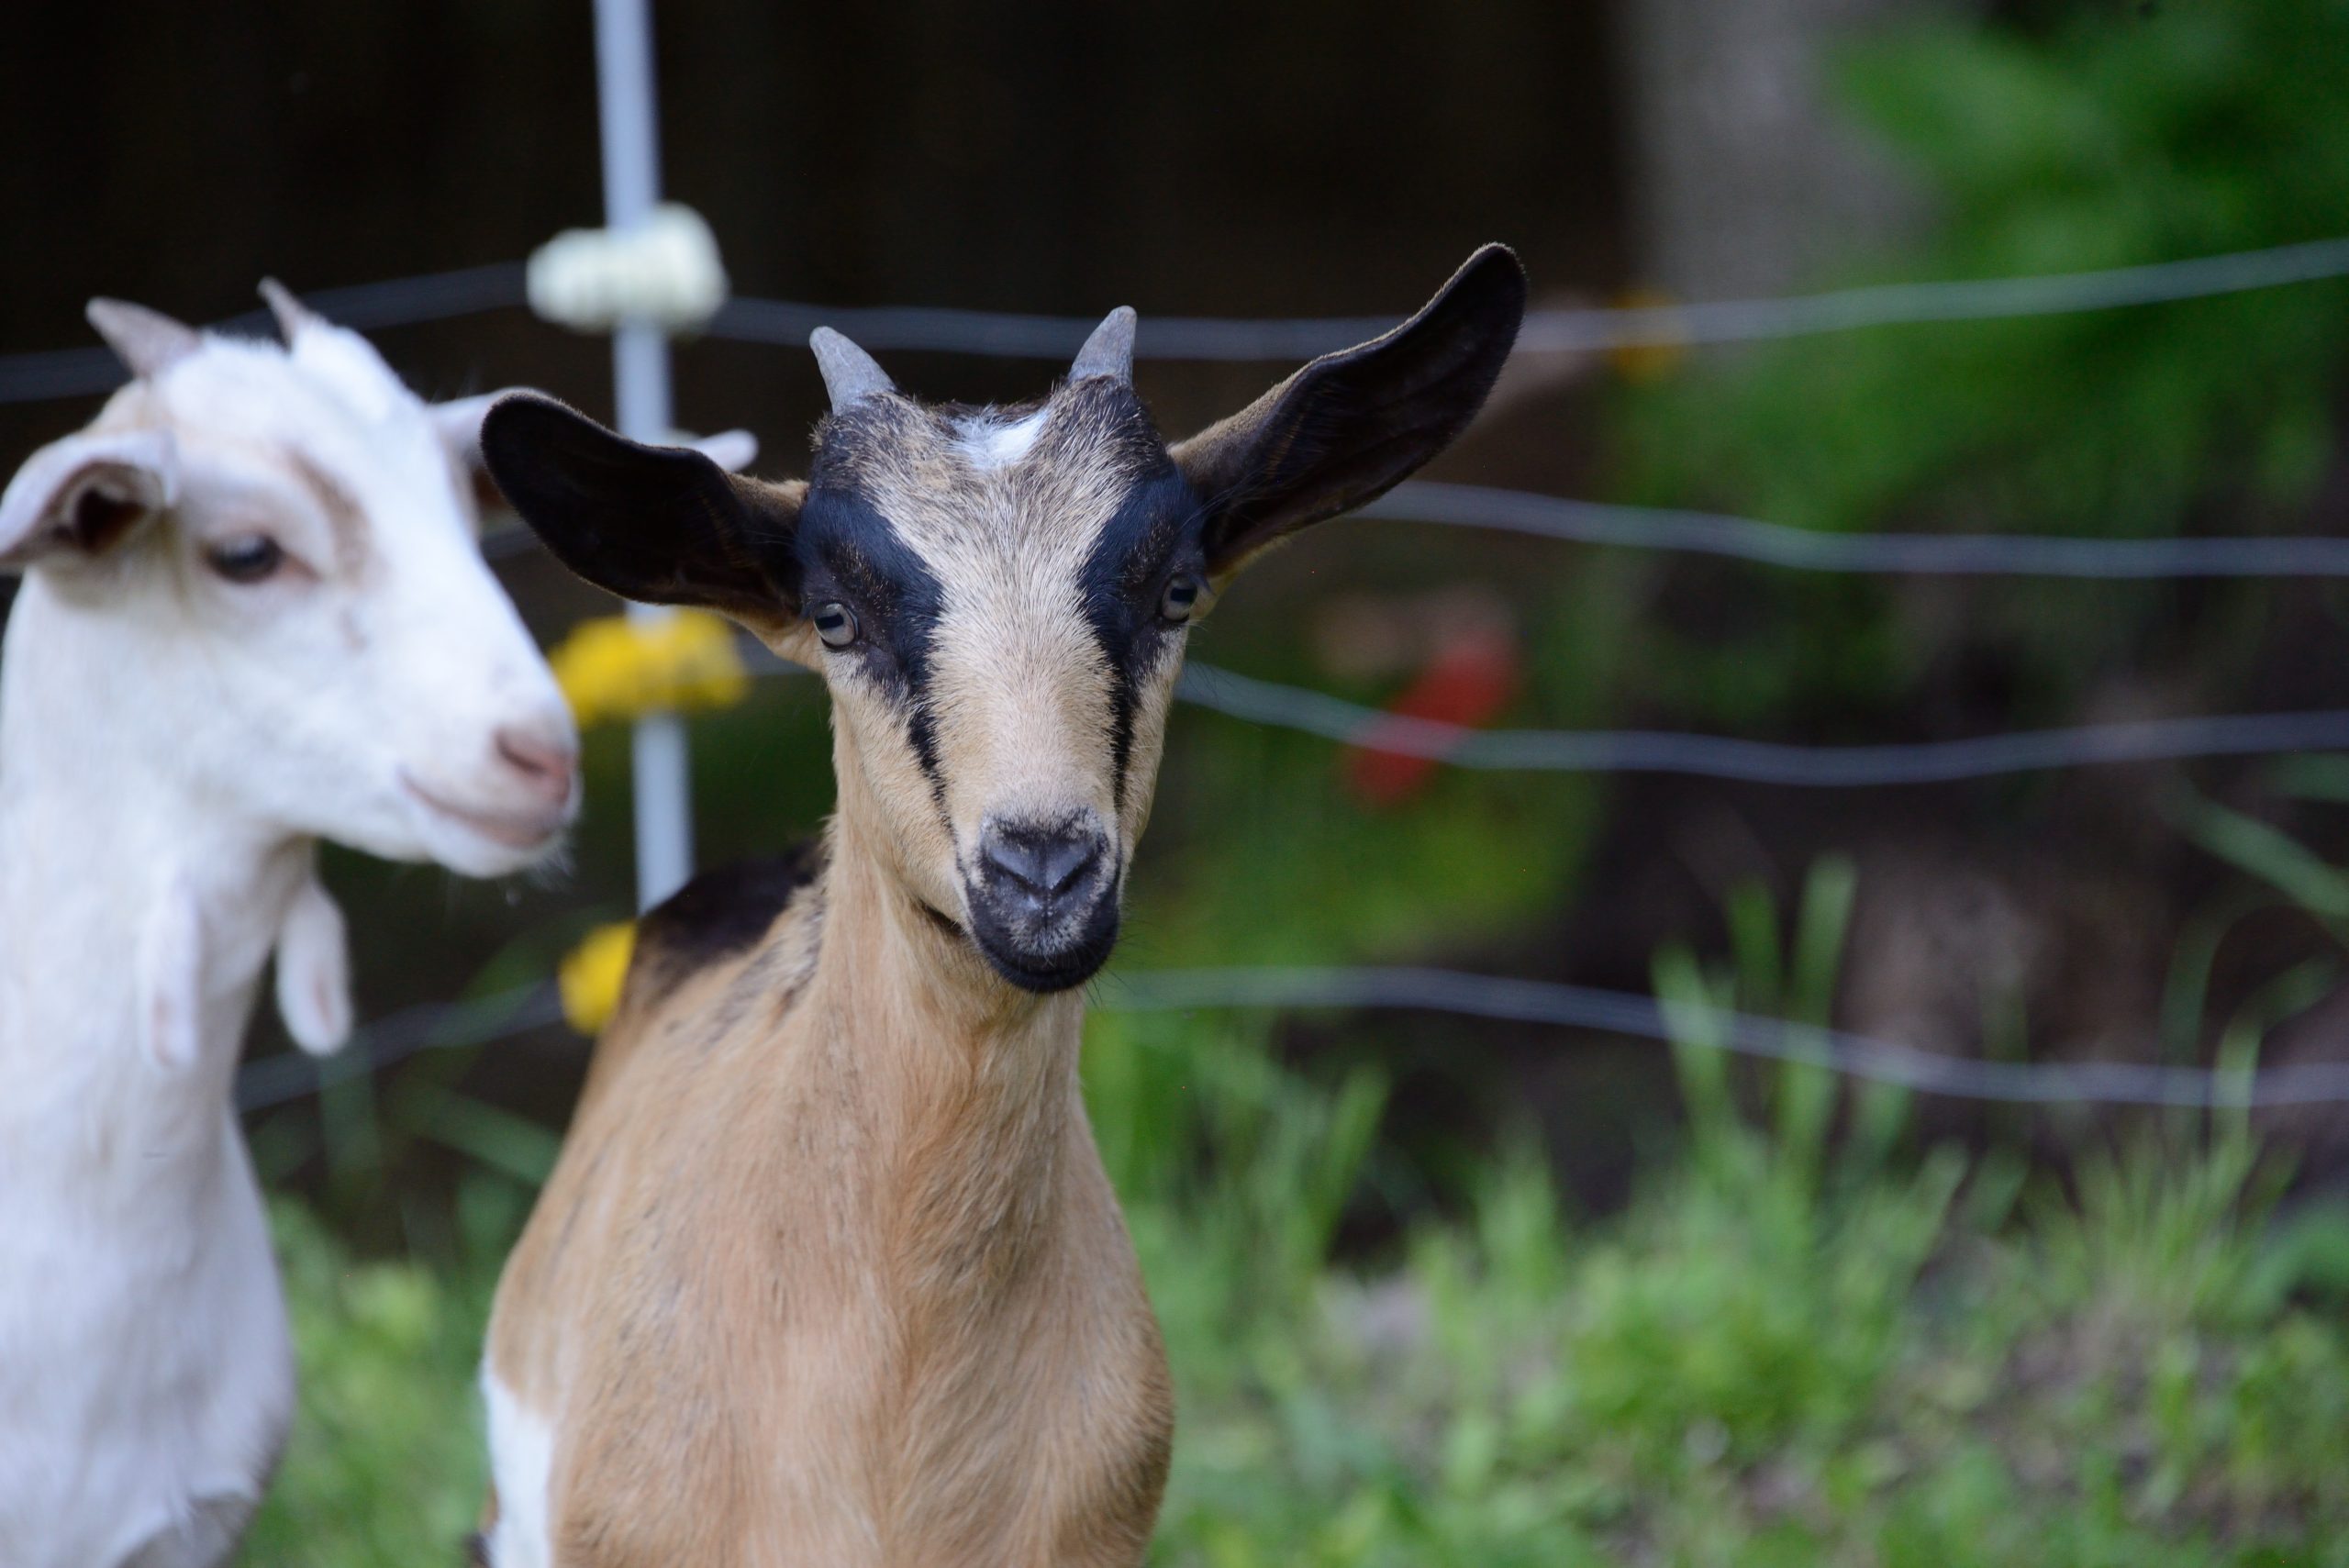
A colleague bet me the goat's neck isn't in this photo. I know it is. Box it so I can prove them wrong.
[805,791,1087,1296]
[0,576,307,1148]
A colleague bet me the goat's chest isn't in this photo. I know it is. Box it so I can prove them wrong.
[552,1259,1170,1568]
[534,1127,1172,1567]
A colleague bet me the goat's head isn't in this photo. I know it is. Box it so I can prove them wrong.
[0,284,579,876]
[484,245,1525,991]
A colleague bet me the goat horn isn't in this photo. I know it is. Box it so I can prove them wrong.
[84,299,203,381]
[1070,306,1136,385]
[258,278,324,343]
[809,328,895,412]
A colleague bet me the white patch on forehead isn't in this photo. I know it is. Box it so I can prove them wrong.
[954,406,1050,472]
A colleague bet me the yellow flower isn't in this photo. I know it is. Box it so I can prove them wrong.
[559,920,637,1034]
[551,610,749,729]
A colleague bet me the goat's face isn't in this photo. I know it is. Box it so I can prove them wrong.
[776,382,1200,989]
[486,245,1526,992]
[0,287,578,876]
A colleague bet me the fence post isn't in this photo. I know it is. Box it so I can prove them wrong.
[590,0,694,909]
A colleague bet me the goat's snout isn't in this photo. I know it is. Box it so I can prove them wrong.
[965,816,1121,994]
[494,721,579,811]
[982,823,1104,902]
[404,712,578,867]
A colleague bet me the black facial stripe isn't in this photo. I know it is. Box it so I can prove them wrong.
[1106,675,1136,814]
[905,702,948,812]
[1077,463,1206,812]
[796,480,949,806]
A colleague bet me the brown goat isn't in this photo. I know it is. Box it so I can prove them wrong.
[473,245,1526,1567]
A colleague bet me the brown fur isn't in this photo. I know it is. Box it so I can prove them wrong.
[488,801,1172,1567]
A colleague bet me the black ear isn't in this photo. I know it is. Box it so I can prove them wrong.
[1173,243,1526,582]
[480,395,802,629]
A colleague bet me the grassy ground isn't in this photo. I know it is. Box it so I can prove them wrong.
[242,991,2349,1568]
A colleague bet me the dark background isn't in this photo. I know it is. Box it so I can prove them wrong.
[0,1,1623,452]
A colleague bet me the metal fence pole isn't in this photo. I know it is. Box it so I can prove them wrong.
[591,0,694,909]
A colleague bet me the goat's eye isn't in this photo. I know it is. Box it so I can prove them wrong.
[811,601,860,649]
[206,536,285,584]
[1158,573,1205,625]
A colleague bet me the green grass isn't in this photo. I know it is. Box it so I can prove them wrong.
[242,994,2349,1567]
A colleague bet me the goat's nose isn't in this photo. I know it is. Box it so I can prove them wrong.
[981,823,1104,900]
[494,723,578,808]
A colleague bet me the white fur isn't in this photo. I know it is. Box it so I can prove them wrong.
[0,302,578,1568]
[136,878,206,1071]
[482,1370,556,1568]
[955,406,1049,471]
[273,871,352,1055]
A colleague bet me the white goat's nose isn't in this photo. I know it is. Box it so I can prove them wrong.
[494,722,579,809]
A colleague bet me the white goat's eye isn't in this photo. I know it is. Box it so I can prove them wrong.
[811,601,860,649]
[206,536,285,585]
[1159,573,1205,625]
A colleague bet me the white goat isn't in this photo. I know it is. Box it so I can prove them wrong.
[0,286,583,1568]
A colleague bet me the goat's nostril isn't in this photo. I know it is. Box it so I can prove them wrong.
[982,835,1045,893]
[1037,837,1095,895]
[495,726,578,804]
[982,827,1103,899]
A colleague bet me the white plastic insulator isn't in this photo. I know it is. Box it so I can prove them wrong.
[527,203,729,333]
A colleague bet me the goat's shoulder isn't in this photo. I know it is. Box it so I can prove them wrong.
[629,840,829,1003]
[565,840,829,1129]
[487,842,832,1416]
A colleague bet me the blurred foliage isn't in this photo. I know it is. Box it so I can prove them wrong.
[1631,0,2349,537]
[245,873,2349,1565]
[1611,0,2349,729]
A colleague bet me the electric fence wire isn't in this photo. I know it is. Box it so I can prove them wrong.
[1368,481,2349,579]
[1104,965,2343,1108]
[0,261,528,405]
[232,983,562,1113]
[703,235,2349,360]
[231,964,2349,1114]
[1174,662,2349,785]
[482,480,2349,579]
[718,651,2349,786]
[7,235,2349,401]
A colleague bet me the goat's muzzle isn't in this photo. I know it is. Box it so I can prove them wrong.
[964,815,1121,992]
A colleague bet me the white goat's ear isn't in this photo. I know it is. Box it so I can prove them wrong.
[430,390,509,461]
[273,875,352,1056]
[433,391,529,520]
[137,882,205,1072]
[689,428,759,473]
[0,428,178,572]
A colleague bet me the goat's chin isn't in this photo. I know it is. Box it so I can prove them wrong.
[967,905,1121,995]
[427,826,571,881]
[393,779,574,879]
